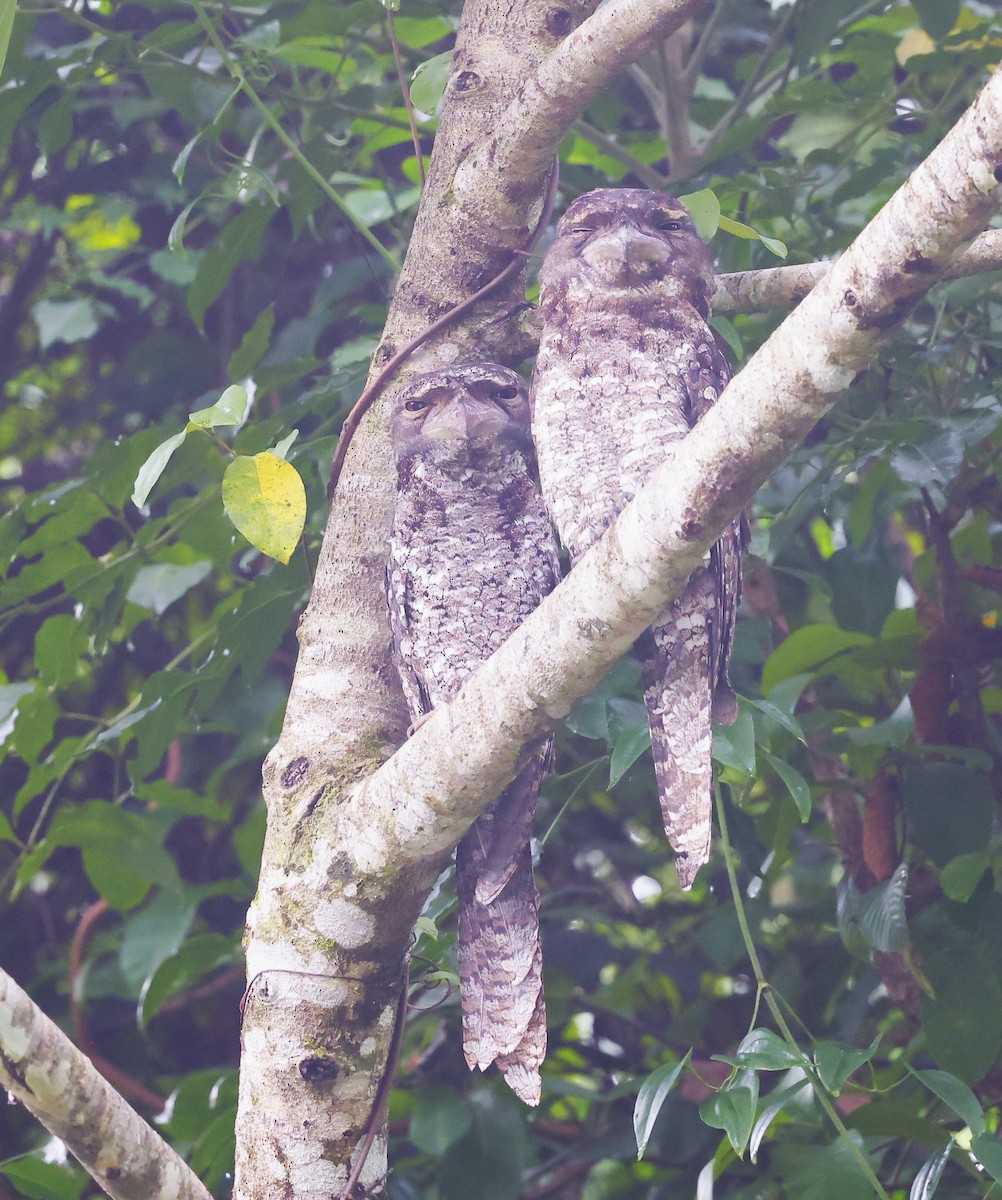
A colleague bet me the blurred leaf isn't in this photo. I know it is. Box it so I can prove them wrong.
[971,1133,1002,1182]
[940,852,991,903]
[609,722,651,786]
[762,626,872,693]
[410,50,453,115]
[32,298,99,350]
[141,932,240,1022]
[132,429,189,509]
[713,707,756,774]
[410,1087,475,1156]
[915,1069,984,1135]
[912,0,960,40]
[126,561,213,615]
[189,385,249,429]
[0,1158,85,1200]
[903,765,993,868]
[634,1052,691,1158]
[909,1146,950,1200]
[765,752,812,820]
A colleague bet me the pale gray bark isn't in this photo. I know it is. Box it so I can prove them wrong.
[234,1,705,1197]
[712,227,1002,313]
[0,967,212,1200]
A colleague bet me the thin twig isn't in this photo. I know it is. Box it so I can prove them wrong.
[386,6,426,187]
[572,120,668,188]
[192,0,400,273]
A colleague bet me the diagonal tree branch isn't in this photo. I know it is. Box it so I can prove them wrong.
[0,967,213,1200]
[712,227,1002,313]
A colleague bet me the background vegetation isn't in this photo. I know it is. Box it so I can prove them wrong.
[2,0,1002,1197]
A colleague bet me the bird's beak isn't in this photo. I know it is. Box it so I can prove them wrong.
[582,223,670,276]
[422,393,506,442]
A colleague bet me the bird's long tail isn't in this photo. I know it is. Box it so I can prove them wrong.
[457,761,546,1105]
[640,567,718,890]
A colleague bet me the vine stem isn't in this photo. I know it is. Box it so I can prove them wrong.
[714,784,891,1200]
[191,1,400,274]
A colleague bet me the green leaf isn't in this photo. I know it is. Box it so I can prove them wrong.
[940,852,991,902]
[410,1087,475,1156]
[609,722,651,786]
[713,707,756,774]
[903,765,993,868]
[189,384,249,429]
[222,452,307,564]
[119,891,198,991]
[912,0,959,40]
[126,561,213,616]
[762,625,872,693]
[229,307,275,380]
[141,932,240,1023]
[749,1077,811,1162]
[700,1073,759,1156]
[0,0,15,81]
[857,863,909,952]
[132,429,189,509]
[716,215,787,258]
[909,1146,951,1200]
[32,298,100,350]
[410,50,453,115]
[272,430,299,460]
[743,697,805,742]
[731,1029,804,1071]
[634,1052,691,1158]
[814,1036,880,1096]
[188,203,274,330]
[972,1133,1002,1182]
[914,1069,985,1135]
[765,752,812,820]
[678,188,720,239]
[34,614,88,686]
[0,1157,85,1200]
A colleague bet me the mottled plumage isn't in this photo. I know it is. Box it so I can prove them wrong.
[531,189,745,889]
[386,364,560,1104]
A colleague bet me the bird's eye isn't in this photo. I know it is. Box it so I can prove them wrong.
[404,398,431,412]
[655,217,684,232]
[493,385,520,402]
[568,225,595,235]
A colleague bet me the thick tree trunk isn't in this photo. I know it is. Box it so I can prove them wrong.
[234,1,707,1196]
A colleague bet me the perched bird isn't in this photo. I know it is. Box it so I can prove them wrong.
[386,363,560,1104]
[531,188,745,889]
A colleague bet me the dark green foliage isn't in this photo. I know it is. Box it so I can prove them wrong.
[2,1,1002,1198]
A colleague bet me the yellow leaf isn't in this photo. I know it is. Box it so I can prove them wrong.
[222,452,306,565]
[897,28,935,64]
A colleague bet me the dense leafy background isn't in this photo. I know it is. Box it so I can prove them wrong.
[2,1,1002,1197]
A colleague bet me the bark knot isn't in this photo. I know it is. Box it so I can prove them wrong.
[545,7,574,35]
[281,756,309,788]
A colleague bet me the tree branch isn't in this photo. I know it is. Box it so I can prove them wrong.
[0,967,212,1200]
[712,227,1002,313]
[453,0,712,209]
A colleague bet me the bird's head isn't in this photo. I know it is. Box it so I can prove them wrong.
[540,189,714,310]
[390,365,531,468]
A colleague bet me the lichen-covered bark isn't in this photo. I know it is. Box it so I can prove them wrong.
[712,227,1002,314]
[234,1,707,1196]
[0,968,212,1200]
